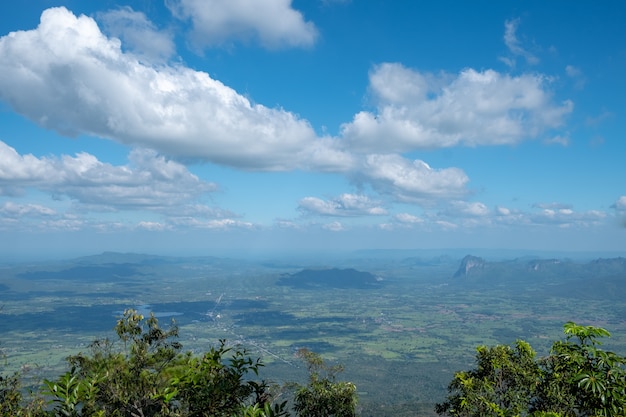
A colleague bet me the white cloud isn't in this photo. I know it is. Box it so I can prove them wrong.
[496,206,511,216]
[445,201,490,217]
[0,141,216,212]
[529,207,605,227]
[544,135,570,146]
[490,202,606,228]
[488,202,606,228]
[493,206,525,224]
[393,213,423,224]
[427,201,606,230]
[0,202,90,232]
[358,154,469,203]
[533,202,573,210]
[613,196,626,211]
[163,204,236,219]
[136,221,172,231]
[97,7,176,62]
[565,65,581,78]
[38,218,86,232]
[565,65,586,89]
[341,63,572,153]
[322,221,345,231]
[435,220,458,230]
[0,6,588,221]
[0,7,343,172]
[0,142,56,184]
[586,111,613,127]
[166,0,318,49]
[298,193,387,216]
[169,217,254,229]
[275,219,302,229]
[0,202,56,217]
[127,203,245,231]
[502,18,539,66]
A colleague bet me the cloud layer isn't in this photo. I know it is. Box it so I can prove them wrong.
[0,141,216,212]
[298,194,387,216]
[1,6,612,240]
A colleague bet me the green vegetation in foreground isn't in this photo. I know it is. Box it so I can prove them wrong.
[436,322,626,417]
[1,309,357,417]
[3,314,626,416]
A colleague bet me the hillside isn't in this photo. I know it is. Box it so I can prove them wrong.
[277,267,384,289]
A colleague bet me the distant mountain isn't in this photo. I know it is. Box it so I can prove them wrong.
[587,257,626,273]
[69,251,247,268]
[73,251,176,265]
[453,255,487,278]
[12,252,265,283]
[451,255,626,289]
[277,268,383,289]
[18,264,144,281]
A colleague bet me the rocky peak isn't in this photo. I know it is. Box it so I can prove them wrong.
[453,255,486,278]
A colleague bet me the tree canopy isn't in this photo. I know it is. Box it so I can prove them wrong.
[3,313,626,416]
[1,309,357,417]
[436,322,626,417]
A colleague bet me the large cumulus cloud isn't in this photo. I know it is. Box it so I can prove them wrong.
[341,63,573,153]
[0,7,342,171]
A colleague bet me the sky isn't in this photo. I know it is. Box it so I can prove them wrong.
[0,0,625,259]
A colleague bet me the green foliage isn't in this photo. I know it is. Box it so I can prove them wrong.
[2,308,362,416]
[536,322,626,417]
[173,340,283,417]
[47,309,183,416]
[43,370,101,417]
[42,309,283,417]
[293,349,358,417]
[436,322,626,417]
[0,328,22,416]
[238,401,289,417]
[1,340,46,417]
[435,340,540,417]
[1,371,25,416]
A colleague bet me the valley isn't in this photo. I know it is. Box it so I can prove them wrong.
[1,251,625,416]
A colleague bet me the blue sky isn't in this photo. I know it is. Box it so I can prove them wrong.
[0,0,625,258]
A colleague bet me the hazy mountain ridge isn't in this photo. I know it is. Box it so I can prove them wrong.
[453,255,626,278]
[73,251,231,266]
[451,255,626,301]
[17,264,144,281]
[8,251,624,292]
[277,268,384,289]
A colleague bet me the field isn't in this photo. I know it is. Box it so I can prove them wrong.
[1,251,625,416]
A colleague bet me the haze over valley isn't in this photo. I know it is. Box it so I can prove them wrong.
[2,250,625,415]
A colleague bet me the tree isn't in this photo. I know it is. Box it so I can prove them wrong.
[292,349,357,417]
[534,322,626,417]
[44,309,284,417]
[1,327,46,417]
[44,309,183,416]
[173,339,287,417]
[436,322,626,417]
[435,340,540,417]
[3,308,357,417]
